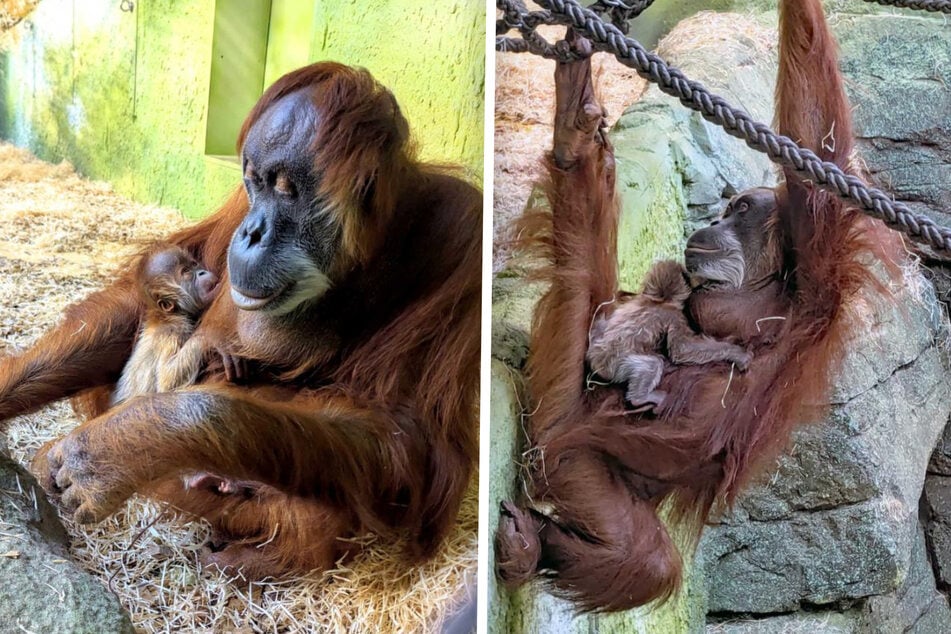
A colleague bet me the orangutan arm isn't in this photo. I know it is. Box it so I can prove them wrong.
[0,280,142,422]
[32,386,425,525]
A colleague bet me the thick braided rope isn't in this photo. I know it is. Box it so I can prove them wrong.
[499,0,951,57]
[518,0,951,252]
[497,0,648,57]
[590,0,655,31]
[863,0,951,12]
[497,0,583,60]
[591,0,654,15]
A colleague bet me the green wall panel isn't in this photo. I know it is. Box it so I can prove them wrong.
[312,0,485,179]
[263,0,317,88]
[0,0,485,218]
[205,0,270,157]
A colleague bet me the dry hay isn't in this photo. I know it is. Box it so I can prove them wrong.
[0,0,36,53]
[656,11,775,57]
[0,0,39,32]
[494,7,648,271]
[656,11,777,83]
[0,142,477,633]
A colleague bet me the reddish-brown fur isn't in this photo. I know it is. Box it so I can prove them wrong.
[0,62,480,579]
[496,2,901,612]
[586,259,752,410]
[110,245,220,406]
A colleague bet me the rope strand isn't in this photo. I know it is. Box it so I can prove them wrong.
[863,0,951,13]
[496,0,951,252]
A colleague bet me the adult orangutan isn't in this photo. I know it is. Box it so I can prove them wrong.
[495,0,900,612]
[0,62,481,579]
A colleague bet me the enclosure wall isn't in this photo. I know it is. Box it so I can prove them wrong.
[0,0,485,218]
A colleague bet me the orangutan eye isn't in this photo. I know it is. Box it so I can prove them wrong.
[242,158,263,188]
[276,173,297,199]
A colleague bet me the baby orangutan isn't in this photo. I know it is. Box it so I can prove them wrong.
[112,246,262,503]
[110,245,219,407]
[586,259,752,410]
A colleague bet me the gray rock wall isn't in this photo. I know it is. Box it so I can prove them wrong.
[710,527,951,633]
[700,277,951,613]
[0,454,133,633]
[841,14,951,232]
[627,0,903,50]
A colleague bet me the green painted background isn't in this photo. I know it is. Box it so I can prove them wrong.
[0,0,485,219]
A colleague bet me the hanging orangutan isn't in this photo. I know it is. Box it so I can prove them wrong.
[496,0,900,612]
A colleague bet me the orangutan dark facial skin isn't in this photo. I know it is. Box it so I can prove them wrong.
[684,187,779,289]
[229,90,341,316]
